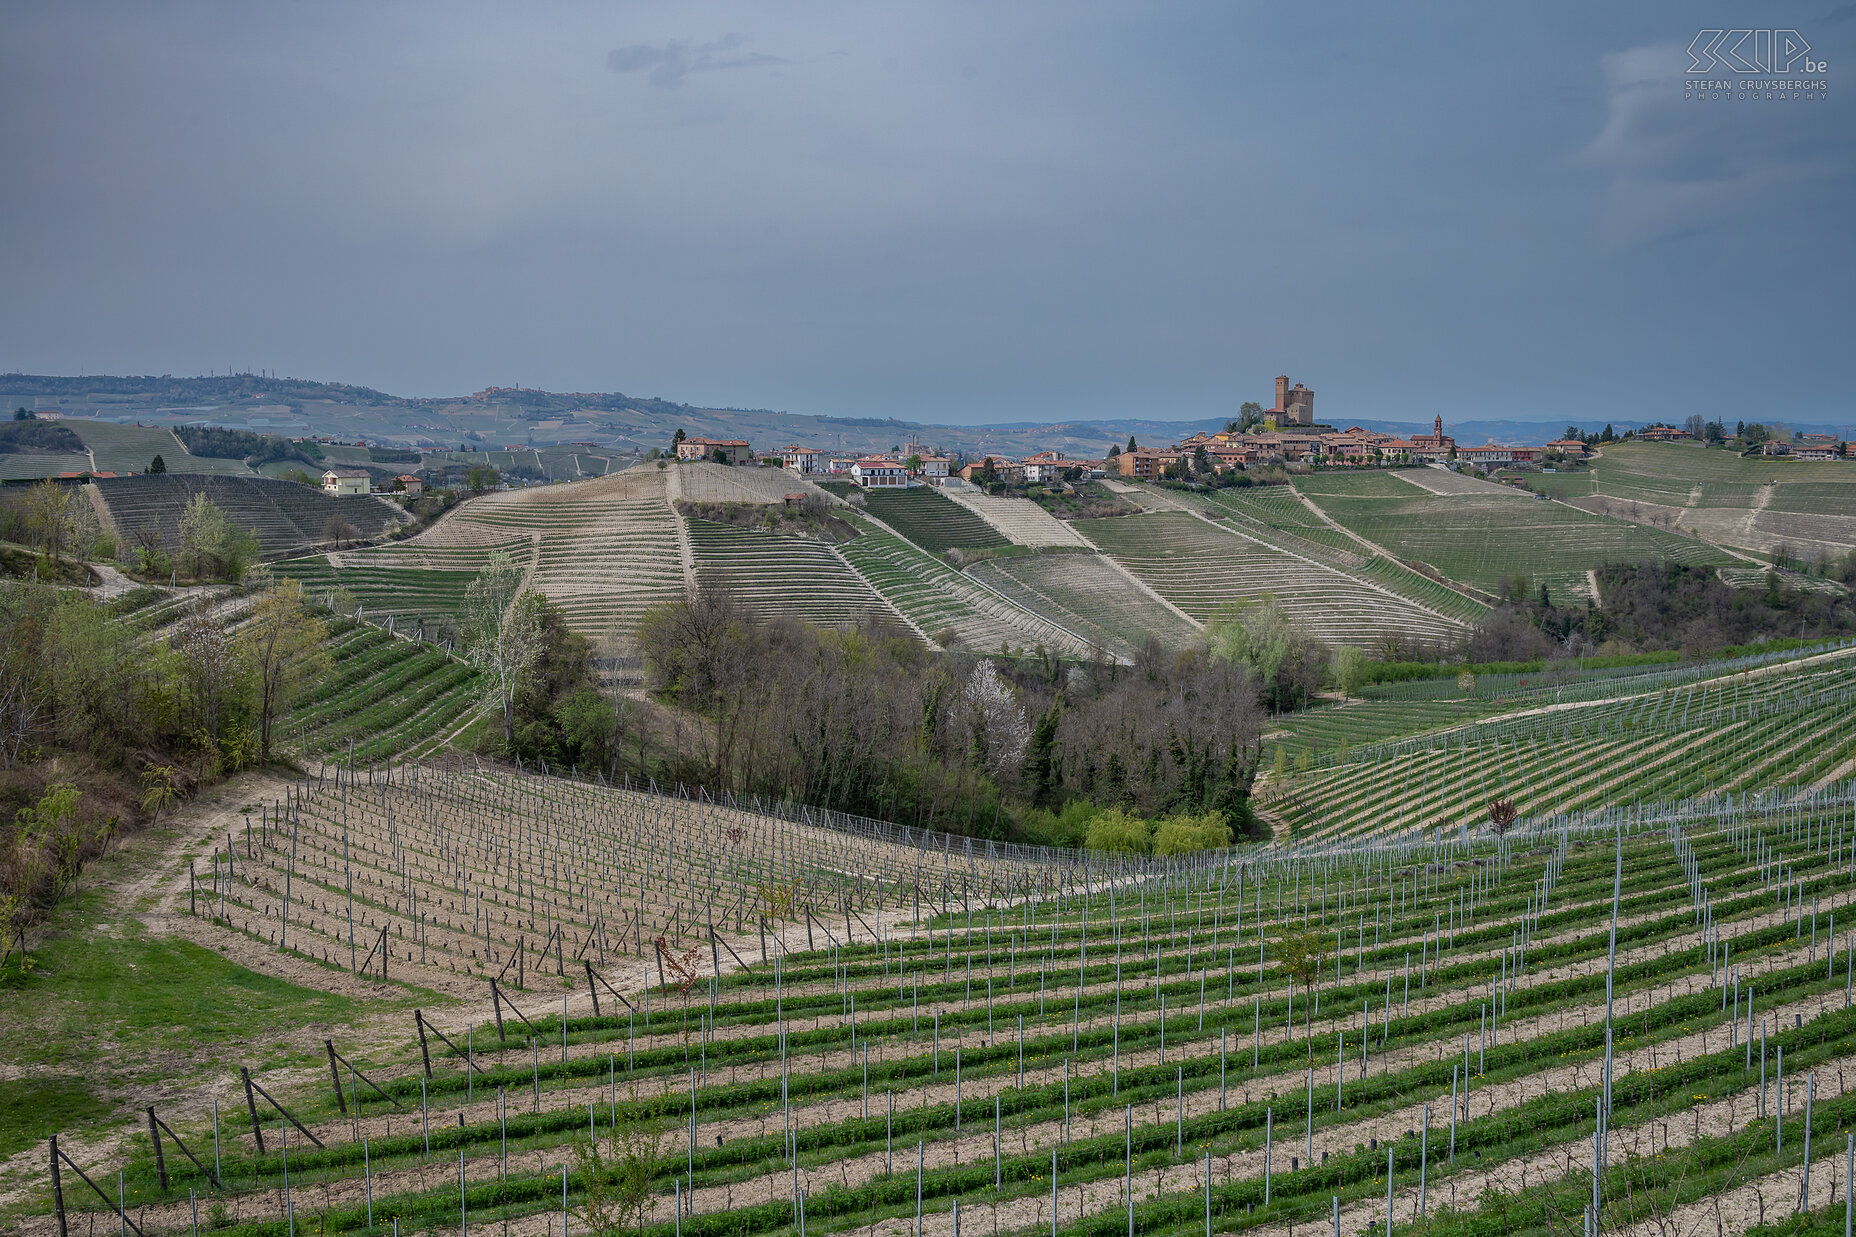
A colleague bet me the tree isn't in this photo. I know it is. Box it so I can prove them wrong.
[467,465,498,493]
[672,428,687,454]
[961,660,1028,779]
[1272,926,1329,1065]
[323,513,356,549]
[906,454,923,473]
[23,481,73,565]
[1600,423,1616,443]
[148,454,167,474]
[239,579,329,759]
[178,492,228,579]
[1126,436,1138,453]
[13,408,30,421]
[462,549,544,745]
[1332,645,1368,698]
[1022,705,1060,806]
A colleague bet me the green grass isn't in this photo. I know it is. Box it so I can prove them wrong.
[0,1076,111,1158]
[1297,475,1738,599]
[0,910,380,1075]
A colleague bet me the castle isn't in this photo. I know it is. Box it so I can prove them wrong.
[1268,375,1315,427]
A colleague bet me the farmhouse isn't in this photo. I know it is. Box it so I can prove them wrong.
[676,437,751,464]
[916,456,950,480]
[850,457,907,487]
[777,445,822,473]
[395,474,425,494]
[1546,438,1588,459]
[322,467,372,497]
[1116,448,1182,479]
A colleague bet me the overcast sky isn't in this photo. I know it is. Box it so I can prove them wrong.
[2,2,1850,425]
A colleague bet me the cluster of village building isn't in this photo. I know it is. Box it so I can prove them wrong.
[304,373,1849,497]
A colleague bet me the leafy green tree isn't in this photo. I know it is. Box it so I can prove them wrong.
[148,454,166,474]
[1022,705,1060,806]
[1272,926,1329,1065]
[1126,435,1138,453]
[1331,645,1368,698]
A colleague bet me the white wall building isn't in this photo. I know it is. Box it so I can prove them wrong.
[322,468,372,497]
[850,457,907,488]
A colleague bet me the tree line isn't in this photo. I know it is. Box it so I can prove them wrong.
[0,573,327,965]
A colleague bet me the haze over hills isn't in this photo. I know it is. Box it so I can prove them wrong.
[16,371,1843,458]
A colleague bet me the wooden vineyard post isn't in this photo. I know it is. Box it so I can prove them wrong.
[415,1011,433,1078]
[49,1135,66,1237]
[147,1107,168,1190]
[242,1068,266,1155]
[326,1040,347,1114]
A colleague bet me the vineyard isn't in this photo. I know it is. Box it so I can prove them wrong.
[29,757,1856,1237]
[1258,643,1856,839]
[1072,510,1468,651]
[1294,471,1741,603]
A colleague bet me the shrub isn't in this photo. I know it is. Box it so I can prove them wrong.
[1084,807,1150,853]
[1151,810,1232,854]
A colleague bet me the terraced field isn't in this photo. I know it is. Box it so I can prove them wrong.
[1073,509,1469,650]
[96,474,406,557]
[943,491,1089,547]
[969,551,1201,657]
[1297,471,1738,601]
[689,519,913,634]
[283,618,483,761]
[47,760,1856,1237]
[857,487,1010,554]
[287,467,686,652]
[676,461,836,505]
[1182,487,1489,625]
[273,558,480,633]
[0,450,92,479]
[64,420,241,475]
[837,518,1096,656]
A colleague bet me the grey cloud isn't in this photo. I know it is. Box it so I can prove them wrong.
[606,35,784,89]
[1580,41,1851,247]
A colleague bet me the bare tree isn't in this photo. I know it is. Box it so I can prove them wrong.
[461,549,543,746]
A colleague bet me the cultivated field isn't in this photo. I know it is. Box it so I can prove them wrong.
[942,492,1090,548]
[280,467,686,652]
[689,520,911,634]
[855,488,1010,555]
[32,762,1856,1237]
[968,552,1201,658]
[97,475,406,558]
[1259,642,1856,839]
[837,519,1098,657]
[1073,510,1469,650]
[1530,442,1856,560]
[1296,472,1738,602]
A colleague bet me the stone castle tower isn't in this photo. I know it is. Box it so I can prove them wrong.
[1271,375,1315,426]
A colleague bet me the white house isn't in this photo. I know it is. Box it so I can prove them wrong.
[322,467,372,497]
[916,456,950,480]
[778,445,823,474]
[850,457,907,488]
